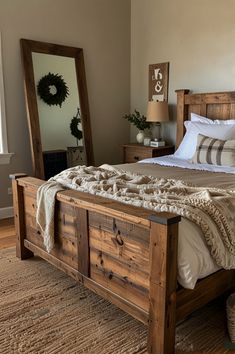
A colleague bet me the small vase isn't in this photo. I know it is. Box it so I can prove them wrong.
[136,130,145,144]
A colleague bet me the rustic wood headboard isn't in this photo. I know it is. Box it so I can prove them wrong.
[175,89,235,148]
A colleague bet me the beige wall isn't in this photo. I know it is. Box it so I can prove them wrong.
[0,0,130,208]
[131,0,235,143]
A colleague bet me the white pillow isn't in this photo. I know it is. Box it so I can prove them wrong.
[174,121,235,160]
[191,113,235,125]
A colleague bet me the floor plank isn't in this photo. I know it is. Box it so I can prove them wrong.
[0,218,15,249]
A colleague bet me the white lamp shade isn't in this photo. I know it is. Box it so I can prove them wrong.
[146,101,169,122]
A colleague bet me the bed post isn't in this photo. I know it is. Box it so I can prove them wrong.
[175,89,190,148]
[147,214,181,354]
[10,173,34,260]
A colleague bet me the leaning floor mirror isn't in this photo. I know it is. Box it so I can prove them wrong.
[21,39,94,179]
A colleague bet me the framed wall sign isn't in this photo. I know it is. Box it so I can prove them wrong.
[149,62,169,102]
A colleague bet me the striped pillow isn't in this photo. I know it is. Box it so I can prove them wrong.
[192,134,235,166]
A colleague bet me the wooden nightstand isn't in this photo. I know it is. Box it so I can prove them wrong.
[122,143,174,163]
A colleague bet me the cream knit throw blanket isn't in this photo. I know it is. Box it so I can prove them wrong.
[36,181,65,252]
[36,165,235,269]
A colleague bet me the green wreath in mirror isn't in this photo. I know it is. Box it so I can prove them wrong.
[37,72,69,107]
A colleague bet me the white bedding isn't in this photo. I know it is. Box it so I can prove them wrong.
[140,154,235,174]
[138,155,235,289]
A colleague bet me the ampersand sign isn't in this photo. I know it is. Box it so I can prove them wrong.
[149,62,169,102]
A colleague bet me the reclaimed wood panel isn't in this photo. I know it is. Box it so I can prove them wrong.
[89,226,149,273]
[60,190,152,228]
[206,103,231,120]
[24,191,82,271]
[230,103,235,118]
[25,223,79,270]
[90,245,149,311]
[184,91,235,105]
[74,208,89,276]
[90,248,149,289]
[187,104,201,118]
[24,193,77,238]
[89,211,149,245]
[89,211,150,311]
[90,263,149,312]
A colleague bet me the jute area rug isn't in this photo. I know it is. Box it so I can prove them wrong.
[0,248,232,354]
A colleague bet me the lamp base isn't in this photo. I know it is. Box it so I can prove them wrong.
[152,122,161,140]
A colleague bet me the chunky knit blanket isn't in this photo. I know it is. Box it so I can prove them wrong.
[36,165,235,269]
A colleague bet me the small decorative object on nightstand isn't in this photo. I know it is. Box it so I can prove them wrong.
[122,143,174,163]
[144,137,151,146]
[122,110,151,144]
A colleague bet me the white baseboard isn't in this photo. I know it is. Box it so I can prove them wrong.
[0,206,14,219]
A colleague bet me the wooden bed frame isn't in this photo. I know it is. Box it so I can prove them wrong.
[11,89,235,353]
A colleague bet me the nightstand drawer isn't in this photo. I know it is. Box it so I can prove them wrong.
[152,146,175,157]
[122,144,174,164]
[124,147,151,163]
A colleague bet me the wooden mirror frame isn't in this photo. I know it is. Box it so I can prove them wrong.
[21,39,94,179]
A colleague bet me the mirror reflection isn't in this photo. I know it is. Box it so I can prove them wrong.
[21,39,93,180]
[32,53,85,179]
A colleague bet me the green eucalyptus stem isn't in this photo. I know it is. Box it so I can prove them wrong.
[122,110,150,131]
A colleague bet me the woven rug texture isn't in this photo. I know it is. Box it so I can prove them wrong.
[0,248,232,354]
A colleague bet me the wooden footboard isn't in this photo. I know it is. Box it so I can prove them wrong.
[10,174,235,354]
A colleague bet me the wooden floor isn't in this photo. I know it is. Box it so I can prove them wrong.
[0,218,16,250]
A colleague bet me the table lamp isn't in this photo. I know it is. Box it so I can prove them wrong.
[146,101,169,141]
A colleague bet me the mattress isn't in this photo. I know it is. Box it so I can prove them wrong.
[114,156,235,289]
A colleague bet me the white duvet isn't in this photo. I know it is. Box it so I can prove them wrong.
[139,155,235,289]
[140,154,235,174]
